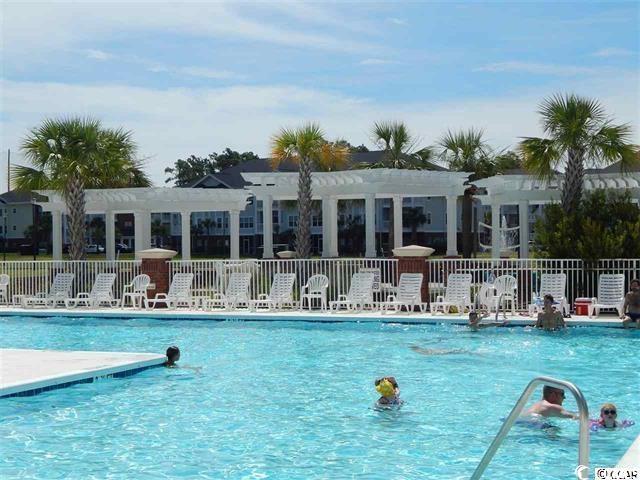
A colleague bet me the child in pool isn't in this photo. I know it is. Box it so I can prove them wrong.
[375,376,403,407]
[590,403,635,430]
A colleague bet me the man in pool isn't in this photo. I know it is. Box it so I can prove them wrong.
[165,346,180,367]
[468,311,508,331]
[621,278,640,329]
[524,386,578,419]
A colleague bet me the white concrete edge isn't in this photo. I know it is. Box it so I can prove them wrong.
[0,307,627,327]
[617,434,640,468]
[0,354,165,397]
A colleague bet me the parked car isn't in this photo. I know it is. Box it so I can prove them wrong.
[85,244,105,254]
[115,243,130,252]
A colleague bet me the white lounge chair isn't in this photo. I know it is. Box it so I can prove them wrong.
[121,274,151,308]
[329,272,375,313]
[430,273,472,314]
[204,272,251,310]
[300,274,329,311]
[528,273,568,316]
[492,275,517,315]
[22,273,75,308]
[588,274,625,318]
[0,274,9,305]
[381,273,424,314]
[145,273,194,309]
[251,273,296,311]
[65,273,118,308]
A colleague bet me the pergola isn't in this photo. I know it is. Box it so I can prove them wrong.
[242,168,471,258]
[37,188,250,260]
[475,172,640,258]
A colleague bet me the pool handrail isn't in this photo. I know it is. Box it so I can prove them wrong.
[470,376,590,480]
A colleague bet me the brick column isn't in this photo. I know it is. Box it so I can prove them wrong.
[396,256,430,303]
[140,258,170,299]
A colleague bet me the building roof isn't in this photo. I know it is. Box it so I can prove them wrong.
[0,190,45,203]
[188,151,448,189]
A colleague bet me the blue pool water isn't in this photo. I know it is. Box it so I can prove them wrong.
[1,316,638,480]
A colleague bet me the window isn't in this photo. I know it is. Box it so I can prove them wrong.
[216,218,223,229]
[257,211,263,225]
[272,210,279,224]
[312,215,322,227]
[12,208,16,214]
[240,217,254,229]
[0,226,3,233]
[288,215,298,228]
[124,221,133,227]
[382,207,390,222]
[426,211,432,225]
[12,225,16,231]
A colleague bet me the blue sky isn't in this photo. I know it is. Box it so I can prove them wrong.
[1,0,638,185]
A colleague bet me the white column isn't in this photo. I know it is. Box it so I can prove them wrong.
[491,203,501,259]
[52,210,62,260]
[229,210,240,259]
[141,213,151,250]
[392,195,403,249]
[322,196,331,258]
[134,211,144,253]
[181,210,191,260]
[519,200,530,258]
[329,197,339,257]
[446,195,458,256]
[365,194,376,257]
[262,196,273,259]
[105,211,115,260]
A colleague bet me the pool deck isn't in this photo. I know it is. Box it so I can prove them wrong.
[617,434,640,468]
[0,348,165,398]
[0,305,629,327]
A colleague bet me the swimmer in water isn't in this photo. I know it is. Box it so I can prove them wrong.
[523,386,578,419]
[165,346,180,367]
[468,311,508,331]
[374,376,403,407]
[590,403,634,430]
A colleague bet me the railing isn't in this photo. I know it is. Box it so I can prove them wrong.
[471,376,590,479]
[0,257,637,310]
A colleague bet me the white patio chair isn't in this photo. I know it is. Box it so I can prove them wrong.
[300,274,329,311]
[491,275,517,315]
[588,274,625,318]
[121,274,151,309]
[65,273,118,308]
[145,273,194,309]
[204,272,251,310]
[0,274,9,305]
[22,273,75,308]
[250,273,296,311]
[381,273,424,314]
[528,273,568,316]
[430,273,472,315]
[329,272,375,313]
[475,282,496,312]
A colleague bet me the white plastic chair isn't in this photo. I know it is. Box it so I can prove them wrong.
[330,272,375,313]
[492,275,517,315]
[145,273,194,309]
[22,273,75,308]
[0,274,9,305]
[588,274,625,318]
[65,273,118,308]
[381,273,424,314]
[204,272,251,310]
[300,274,329,311]
[121,274,151,309]
[251,273,296,311]
[475,283,496,312]
[529,273,568,316]
[430,273,472,314]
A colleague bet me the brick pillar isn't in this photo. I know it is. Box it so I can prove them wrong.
[140,258,170,299]
[396,256,430,303]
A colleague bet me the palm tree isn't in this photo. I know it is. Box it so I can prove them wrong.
[14,117,150,259]
[271,123,349,258]
[520,94,637,214]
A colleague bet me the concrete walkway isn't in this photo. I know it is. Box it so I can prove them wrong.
[0,348,165,398]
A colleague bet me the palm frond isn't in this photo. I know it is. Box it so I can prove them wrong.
[11,165,54,191]
[519,137,562,181]
[585,122,637,169]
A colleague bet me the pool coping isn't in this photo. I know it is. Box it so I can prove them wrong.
[617,434,640,468]
[0,348,166,398]
[0,306,629,327]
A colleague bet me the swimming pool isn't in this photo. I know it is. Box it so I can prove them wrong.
[1,316,638,479]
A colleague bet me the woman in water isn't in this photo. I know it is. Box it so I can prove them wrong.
[590,403,635,430]
[535,294,566,331]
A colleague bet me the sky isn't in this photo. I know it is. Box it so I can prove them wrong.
[1,0,638,186]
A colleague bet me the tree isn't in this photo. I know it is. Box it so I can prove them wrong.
[14,117,150,259]
[271,123,350,258]
[334,139,369,153]
[88,217,105,245]
[151,219,169,247]
[164,148,259,186]
[520,94,637,214]
[403,207,427,243]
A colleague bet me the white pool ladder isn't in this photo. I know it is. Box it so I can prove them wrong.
[471,376,590,480]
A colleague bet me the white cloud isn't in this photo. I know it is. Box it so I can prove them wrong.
[592,48,634,58]
[359,58,399,66]
[84,49,114,61]
[2,72,637,188]
[475,61,599,76]
[386,17,407,26]
[176,67,242,80]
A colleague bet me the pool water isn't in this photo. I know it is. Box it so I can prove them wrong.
[1,316,638,480]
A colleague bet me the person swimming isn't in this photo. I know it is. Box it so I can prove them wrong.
[523,386,578,419]
[374,377,403,407]
[165,346,180,367]
[590,403,635,431]
[468,311,508,331]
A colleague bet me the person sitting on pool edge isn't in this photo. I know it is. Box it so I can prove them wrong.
[621,278,640,329]
[375,376,403,407]
[535,294,566,331]
[524,386,578,419]
[165,346,180,367]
